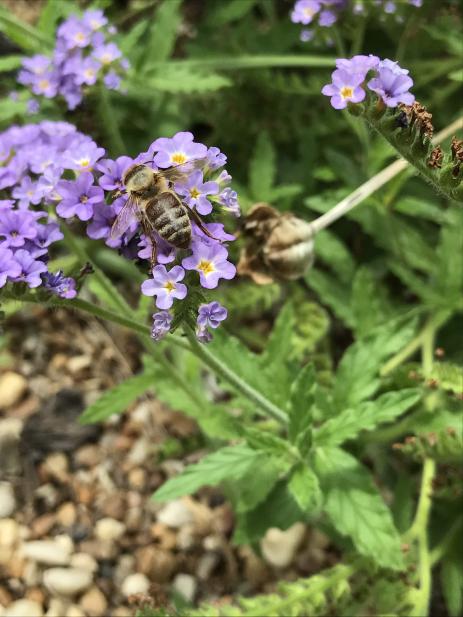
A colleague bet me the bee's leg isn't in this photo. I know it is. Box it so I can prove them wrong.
[150,237,158,268]
[187,208,221,242]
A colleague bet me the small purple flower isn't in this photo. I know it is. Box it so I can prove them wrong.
[336,54,380,78]
[141,265,188,309]
[11,249,47,288]
[300,29,314,42]
[192,222,235,244]
[37,166,64,202]
[319,9,337,26]
[175,170,219,215]
[63,141,105,172]
[27,99,40,114]
[291,0,321,25]
[74,57,101,86]
[0,210,38,248]
[103,71,121,90]
[196,326,213,344]
[197,301,228,329]
[32,222,64,250]
[58,17,92,49]
[82,9,108,31]
[92,43,122,65]
[206,147,227,170]
[57,172,104,221]
[151,311,173,341]
[367,59,415,107]
[0,247,21,287]
[43,270,77,299]
[21,55,51,77]
[218,187,240,216]
[182,242,236,289]
[150,132,208,168]
[30,70,59,98]
[97,156,132,191]
[137,234,175,264]
[12,176,43,208]
[322,69,366,109]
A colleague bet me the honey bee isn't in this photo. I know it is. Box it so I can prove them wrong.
[111,159,217,264]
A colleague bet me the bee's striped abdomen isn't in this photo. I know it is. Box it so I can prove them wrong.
[145,192,191,249]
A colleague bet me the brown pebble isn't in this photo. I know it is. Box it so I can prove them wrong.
[135,546,176,583]
[99,493,126,520]
[56,502,77,527]
[79,585,108,617]
[150,523,177,550]
[114,435,133,451]
[25,586,46,605]
[0,585,13,606]
[74,483,95,506]
[128,467,146,490]
[74,444,101,468]
[31,513,56,538]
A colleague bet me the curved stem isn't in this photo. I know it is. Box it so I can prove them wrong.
[185,330,288,425]
[309,117,463,235]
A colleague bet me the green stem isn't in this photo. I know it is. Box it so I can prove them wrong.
[185,330,288,425]
[97,85,126,156]
[142,55,336,72]
[350,16,366,56]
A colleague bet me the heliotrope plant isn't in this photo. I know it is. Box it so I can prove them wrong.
[291,0,423,44]
[17,9,129,111]
[0,124,239,343]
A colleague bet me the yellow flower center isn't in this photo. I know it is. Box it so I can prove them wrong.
[164,281,176,292]
[303,8,316,17]
[197,260,215,275]
[340,86,354,99]
[171,153,187,165]
[78,158,91,169]
[189,188,200,199]
[27,190,34,197]
[38,79,50,90]
[80,195,88,203]
[101,54,112,64]
[84,69,95,78]
[75,32,86,43]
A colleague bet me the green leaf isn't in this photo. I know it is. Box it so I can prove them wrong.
[37,0,73,37]
[227,459,281,513]
[0,55,22,72]
[313,230,355,283]
[288,463,321,512]
[351,268,391,338]
[0,6,52,52]
[144,0,182,66]
[307,270,355,328]
[288,363,315,444]
[261,303,294,369]
[429,362,463,395]
[441,558,463,617]
[243,426,293,460]
[233,480,304,545]
[79,371,155,424]
[142,69,232,93]
[152,445,263,502]
[333,319,417,409]
[249,131,276,201]
[315,389,421,447]
[205,0,257,26]
[291,301,330,360]
[314,447,404,570]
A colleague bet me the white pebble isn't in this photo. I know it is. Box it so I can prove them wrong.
[43,567,93,597]
[94,517,125,542]
[121,573,150,597]
[172,573,197,602]
[22,541,72,566]
[3,600,43,617]
[157,500,193,528]
[261,522,306,568]
[0,483,16,518]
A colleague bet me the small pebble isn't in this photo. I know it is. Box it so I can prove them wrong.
[157,500,193,528]
[121,573,150,597]
[79,586,108,617]
[261,523,306,568]
[172,573,197,603]
[43,567,93,597]
[0,483,16,519]
[2,600,43,617]
[94,518,125,542]
[0,372,28,409]
[70,553,98,574]
[0,519,19,547]
[56,503,77,528]
[22,540,72,566]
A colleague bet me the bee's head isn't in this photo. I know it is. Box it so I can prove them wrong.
[122,164,154,192]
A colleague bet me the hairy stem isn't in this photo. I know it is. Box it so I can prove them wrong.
[309,117,463,235]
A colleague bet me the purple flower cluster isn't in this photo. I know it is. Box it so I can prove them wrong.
[81,131,239,343]
[0,121,106,297]
[17,9,128,110]
[322,55,414,109]
[291,0,422,43]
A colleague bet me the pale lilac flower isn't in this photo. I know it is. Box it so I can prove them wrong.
[291,0,321,24]
[0,210,38,248]
[151,311,173,341]
[300,29,314,42]
[197,302,228,329]
[30,70,59,98]
[368,59,414,107]
[218,187,240,216]
[12,176,43,208]
[206,147,227,170]
[11,249,47,288]
[141,265,187,309]
[92,42,122,65]
[37,166,64,202]
[58,17,92,49]
[27,99,40,114]
[0,247,21,287]
[82,9,108,31]
[336,54,380,78]
[74,57,101,86]
[319,9,337,25]
[137,234,175,264]
[43,271,77,299]
[322,69,366,109]
[182,242,236,289]
[150,132,208,168]
[97,156,132,191]
[57,172,104,221]
[192,222,235,244]
[174,170,219,215]
[103,71,121,90]
[63,141,105,172]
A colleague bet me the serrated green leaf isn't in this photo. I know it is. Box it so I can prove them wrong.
[288,463,321,511]
[227,459,281,513]
[351,268,390,338]
[233,480,304,545]
[333,319,417,409]
[79,371,155,424]
[288,363,315,444]
[144,0,182,65]
[315,389,421,447]
[152,445,263,502]
[249,131,276,201]
[394,197,447,223]
[315,447,404,570]
[291,301,330,361]
[307,270,355,327]
[242,426,293,460]
[313,230,355,283]
[261,303,294,368]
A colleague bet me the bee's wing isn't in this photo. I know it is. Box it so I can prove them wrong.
[158,158,209,183]
[110,196,141,239]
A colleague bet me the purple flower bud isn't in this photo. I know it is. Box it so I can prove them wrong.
[151,311,173,341]
[43,270,77,299]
